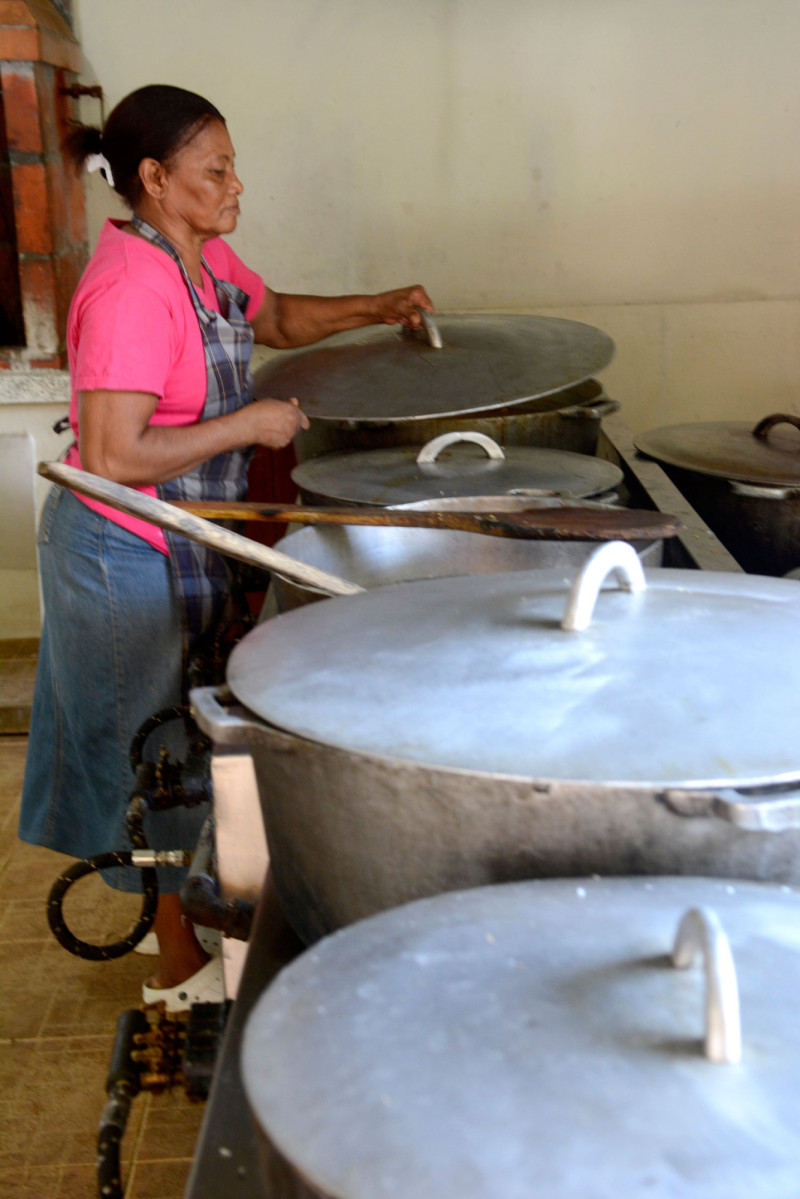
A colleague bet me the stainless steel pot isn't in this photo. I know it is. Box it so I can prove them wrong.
[635,413,800,576]
[192,543,800,943]
[291,431,624,508]
[242,875,800,1199]
[289,378,621,461]
[267,496,663,612]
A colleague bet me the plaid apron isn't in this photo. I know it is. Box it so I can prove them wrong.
[131,217,255,674]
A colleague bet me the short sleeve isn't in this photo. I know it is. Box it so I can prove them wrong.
[72,275,182,398]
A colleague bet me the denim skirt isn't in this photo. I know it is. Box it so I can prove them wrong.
[18,487,210,893]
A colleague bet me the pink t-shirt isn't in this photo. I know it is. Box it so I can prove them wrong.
[64,219,266,552]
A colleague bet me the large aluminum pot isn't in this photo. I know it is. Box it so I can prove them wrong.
[635,413,800,577]
[290,431,624,508]
[192,544,800,944]
[290,378,621,461]
[243,875,800,1199]
[267,496,663,611]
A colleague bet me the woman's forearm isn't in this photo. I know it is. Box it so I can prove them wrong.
[270,293,383,346]
[253,284,434,348]
[78,391,307,486]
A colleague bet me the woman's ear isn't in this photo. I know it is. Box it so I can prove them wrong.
[139,157,168,199]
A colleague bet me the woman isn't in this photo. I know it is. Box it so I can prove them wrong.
[19,84,433,1010]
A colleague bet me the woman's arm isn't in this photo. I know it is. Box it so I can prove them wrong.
[250,284,434,348]
[78,390,308,486]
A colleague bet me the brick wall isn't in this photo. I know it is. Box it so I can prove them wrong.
[0,0,87,369]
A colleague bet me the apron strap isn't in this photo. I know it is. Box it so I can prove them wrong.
[131,215,257,681]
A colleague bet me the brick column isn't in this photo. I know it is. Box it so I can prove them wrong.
[0,0,87,368]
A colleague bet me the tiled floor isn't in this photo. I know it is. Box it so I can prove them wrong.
[0,651,207,1199]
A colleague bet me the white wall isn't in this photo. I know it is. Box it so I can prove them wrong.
[4,0,800,636]
[73,0,800,428]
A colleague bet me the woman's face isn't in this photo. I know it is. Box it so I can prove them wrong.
[159,118,243,239]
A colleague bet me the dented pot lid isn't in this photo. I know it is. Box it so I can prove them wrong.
[226,543,800,788]
[242,875,800,1199]
[254,313,615,423]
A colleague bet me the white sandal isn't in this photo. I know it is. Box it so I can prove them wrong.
[133,925,221,957]
[133,931,159,955]
[142,955,225,1013]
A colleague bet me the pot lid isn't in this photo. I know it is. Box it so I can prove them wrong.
[253,313,615,423]
[242,875,800,1199]
[291,432,623,504]
[634,414,800,488]
[227,542,800,787]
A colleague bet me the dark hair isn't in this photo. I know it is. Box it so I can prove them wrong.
[63,84,226,207]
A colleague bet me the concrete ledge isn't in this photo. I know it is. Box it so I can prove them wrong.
[0,368,69,403]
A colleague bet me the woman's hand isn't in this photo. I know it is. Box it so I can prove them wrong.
[239,397,310,449]
[371,285,434,328]
[252,285,435,348]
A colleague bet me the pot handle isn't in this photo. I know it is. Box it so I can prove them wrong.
[752,413,800,442]
[189,685,263,745]
[559,397,622,420]
[560,541,646,631]
[662,785,800,831]
[416,431,506,464]
[671,907,742,1064]
[414,306,443,349]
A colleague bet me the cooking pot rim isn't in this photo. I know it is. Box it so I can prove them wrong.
[227,562,800,791]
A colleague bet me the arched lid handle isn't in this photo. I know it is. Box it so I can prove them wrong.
[560,541,646,631]
[416,431,506,464]
[752,413,800,444]
[671,907,742,1064]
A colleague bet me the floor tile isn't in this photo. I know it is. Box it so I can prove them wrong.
[0,1164,63,1199]
[125,1156,196,1199]
[0,722,213,1196]
[137,1093,207,1162]
[0,943,58,1039]
[0,897,51,942]
[55,1163,101,1198]
[0,1036,147,1169]
[0,841,73,900]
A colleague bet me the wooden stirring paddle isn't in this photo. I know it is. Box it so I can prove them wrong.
[37,460,363,596]
[170,500,683,542]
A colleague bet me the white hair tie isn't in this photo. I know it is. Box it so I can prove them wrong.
[86,152,115,188]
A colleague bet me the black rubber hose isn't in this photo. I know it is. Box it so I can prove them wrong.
[128,704,189,771]
[179,816,254,941]
[97,1009,149,1199]
[180,871,255,943]
[46,852,158,961]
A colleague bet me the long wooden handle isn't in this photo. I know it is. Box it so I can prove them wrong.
[36,461,364,597]
[169,500,683,542]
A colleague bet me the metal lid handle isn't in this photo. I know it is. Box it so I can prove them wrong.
[560,541,646,631]
[416,431,506,465]
[752,413,800,444]
[672,907,742,1064]
[416,307,443,349]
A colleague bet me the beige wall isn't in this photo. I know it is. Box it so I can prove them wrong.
[74,0,800,428]
[3,0,800,635]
